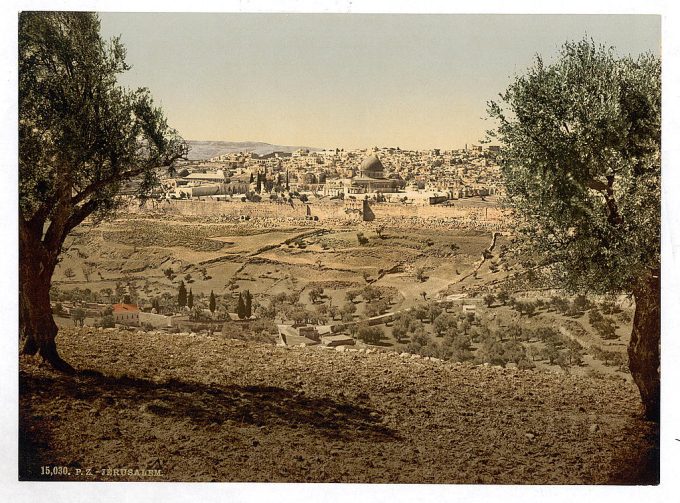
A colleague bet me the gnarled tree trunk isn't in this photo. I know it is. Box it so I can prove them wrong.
[19,222,74,374]
[629,268,660,422]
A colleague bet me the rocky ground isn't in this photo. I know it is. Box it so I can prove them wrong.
[19,327,658,484]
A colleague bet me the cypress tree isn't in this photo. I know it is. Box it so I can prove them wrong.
[209,290,216,313]
[178,281,187,308]
[187,289,194,309]
[237,293,246,319]
[244,290,252,318]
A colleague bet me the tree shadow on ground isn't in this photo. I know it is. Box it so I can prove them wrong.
[19,369,398,441]
[607,421,660,485]
[20,368,399,480]
[372,340,393,347]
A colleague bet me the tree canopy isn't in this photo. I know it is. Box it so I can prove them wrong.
[487,38,660,420]
[487,39,660,294]
[20,12,187,229]
[19,12,187,371]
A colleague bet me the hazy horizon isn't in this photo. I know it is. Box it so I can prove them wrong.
[99,13,660,150]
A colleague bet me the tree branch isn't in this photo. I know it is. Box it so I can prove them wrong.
[71,165,147,205]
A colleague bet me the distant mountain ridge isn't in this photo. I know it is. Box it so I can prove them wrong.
[186,140,322,160]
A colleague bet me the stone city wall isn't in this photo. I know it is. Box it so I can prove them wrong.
[126,198,507,230]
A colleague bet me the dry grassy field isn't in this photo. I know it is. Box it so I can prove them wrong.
[19,329,657,483]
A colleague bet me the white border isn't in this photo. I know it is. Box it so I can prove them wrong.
[2,1,678,502]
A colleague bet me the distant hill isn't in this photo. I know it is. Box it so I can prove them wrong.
[186,140,322,160]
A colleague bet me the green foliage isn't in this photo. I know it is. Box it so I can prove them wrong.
[505,323,524,341]
[523,301,536,317]
[250,318,277,337]
[496,290,510,305]
[345,290,359,303]
[433,312,458,337]
[392,312,422,343]
[362,286,381,302]
[308,286,324,304]
[487,38,660,295]
[288,305,309,325]
[550,296,570,314]
[236,293,246,319]
[19,12,186,224]
[243,290,253,318]
[591,346,626,368]
[71,307,86,327]
[189,305,202,321]
[413,303,429,322]
[541,342,560,365]
[341,302,357,315]
[573,294,590,312]
[503,339,528,364]
[177,281,187,308]
[427,302,443,324]
[600,300,621,315]
[358,325,383,345]
[588,307,604,325]
[97,314,115,328]
[517,358,536,370]
[476,336,507,366]
[594,317,618,339]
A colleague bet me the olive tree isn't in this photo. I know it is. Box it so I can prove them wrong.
[487,39,660,420]
[19,13,187,372]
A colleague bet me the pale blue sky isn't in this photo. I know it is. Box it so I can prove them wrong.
[99,13,660,149]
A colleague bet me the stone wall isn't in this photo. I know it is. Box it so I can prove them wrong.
[138,311,174,328]
[125,198,506,230]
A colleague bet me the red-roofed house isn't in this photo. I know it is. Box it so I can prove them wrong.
[112,303,140,326]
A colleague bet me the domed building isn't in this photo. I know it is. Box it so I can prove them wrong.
[359,155,385,178]
[349,155,399,194]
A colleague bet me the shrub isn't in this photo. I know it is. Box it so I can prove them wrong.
[594,317,618,339]
[433,312,458,337]
[476,337,508,366]
[502,339,527,364]
[96,314,115,328]
[308,286,324,304]
[573,294,590,312]
[362,285,381,302]
[517,358,535,370]
[71,307,86,327]
[600,300,620,315]
[541,342,560,364]
[496,290,510,305]
[358,325,383,345]
[550,296,570,314]
[483,293,496,307]
[588,307,604,325]
[617,310,633,325]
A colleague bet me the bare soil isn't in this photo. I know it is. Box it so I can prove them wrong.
[19,328,658,484]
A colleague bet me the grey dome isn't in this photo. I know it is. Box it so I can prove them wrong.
[359,155,384,176]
